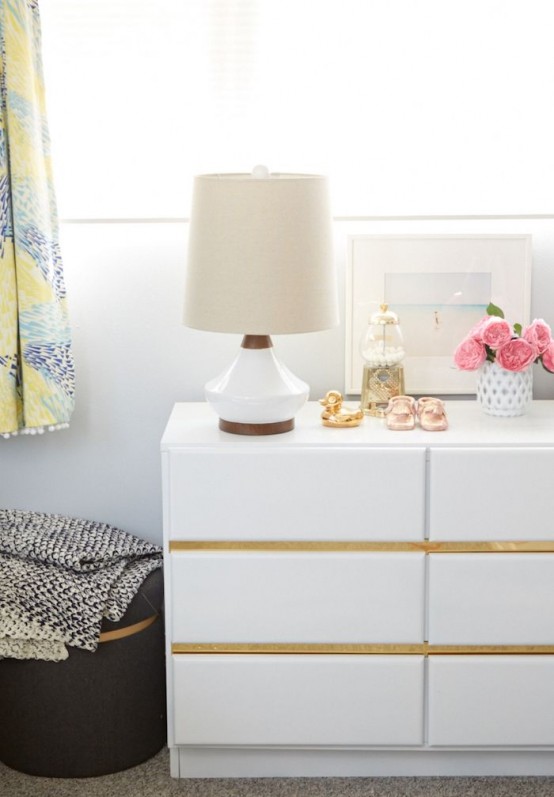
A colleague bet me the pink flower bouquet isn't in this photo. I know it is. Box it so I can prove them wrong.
[454,303,554,373]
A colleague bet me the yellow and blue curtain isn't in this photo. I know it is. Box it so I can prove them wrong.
[0,0,74,438]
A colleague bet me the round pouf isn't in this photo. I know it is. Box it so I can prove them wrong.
[0,569,166,778]
[476,360,533,417]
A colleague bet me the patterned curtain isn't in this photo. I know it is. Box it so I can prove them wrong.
[0,0,74,438]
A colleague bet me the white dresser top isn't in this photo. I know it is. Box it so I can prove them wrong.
[162,400,554,450]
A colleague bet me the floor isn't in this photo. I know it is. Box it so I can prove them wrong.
[1,748,554,797]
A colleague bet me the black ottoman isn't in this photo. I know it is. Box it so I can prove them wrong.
[0,568,166,778]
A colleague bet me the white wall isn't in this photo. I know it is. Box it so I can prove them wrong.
[2,217,553,545]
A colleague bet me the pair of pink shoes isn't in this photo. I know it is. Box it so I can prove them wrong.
[384,396,448,431]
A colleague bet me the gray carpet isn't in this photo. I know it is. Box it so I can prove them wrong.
[1,749,554,796]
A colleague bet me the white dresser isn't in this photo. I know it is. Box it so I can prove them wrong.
[161,400,554,778]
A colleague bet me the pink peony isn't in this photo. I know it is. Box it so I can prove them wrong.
[496,338,537,372]
[454,337,487,370]
[542,341,554,373]
[481,317,512,349]
[523,319,552,355]
[468,316,490,342]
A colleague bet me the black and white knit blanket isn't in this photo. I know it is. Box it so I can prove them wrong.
[0,509,162,662]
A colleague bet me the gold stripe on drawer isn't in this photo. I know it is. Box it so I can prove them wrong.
[170,540,554,553]
[427,541,554,554]
[172,643,424,655]
[170,541,424,552]
[428,645,554,655]
[172,643,554,656]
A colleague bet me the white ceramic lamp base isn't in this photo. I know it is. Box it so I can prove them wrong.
[205,335,309,435]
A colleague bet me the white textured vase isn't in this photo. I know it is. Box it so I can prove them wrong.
[476,360,533,417]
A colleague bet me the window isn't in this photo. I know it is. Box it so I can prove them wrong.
[40,0,554,219]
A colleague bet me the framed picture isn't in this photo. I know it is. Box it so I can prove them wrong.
[345,234,532,395]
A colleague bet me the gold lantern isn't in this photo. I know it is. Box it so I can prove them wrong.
[359,303,405,416]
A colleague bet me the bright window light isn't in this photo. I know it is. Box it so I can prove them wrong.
[40,0,554,219]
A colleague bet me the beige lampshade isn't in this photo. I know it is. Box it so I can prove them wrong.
[183,171,338,334]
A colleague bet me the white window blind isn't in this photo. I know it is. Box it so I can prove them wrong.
[40,0,554,219]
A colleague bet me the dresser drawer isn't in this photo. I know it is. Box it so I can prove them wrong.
[428,554,554,645]
[428,656,554,746]
[173,654,424,746]
[429,448,554,540]
[171,551,425,643]
[165,447,426,540]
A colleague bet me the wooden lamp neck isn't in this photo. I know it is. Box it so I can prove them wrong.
[241,335,273,350]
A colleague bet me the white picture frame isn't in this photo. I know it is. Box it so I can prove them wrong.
[345,234,532,395]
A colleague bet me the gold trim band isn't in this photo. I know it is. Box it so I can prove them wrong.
[99,614,158,643]
[172,642,554,656]
[170,540,554,554]
[430,645,554,655]
[173,643,422,655]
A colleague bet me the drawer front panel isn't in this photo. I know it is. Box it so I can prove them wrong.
[167,448,426,540]
[173,654,424,746]
[171,551,425,643]
[428,656,554,746]
[429,554,554,645]
[429,448,554,540]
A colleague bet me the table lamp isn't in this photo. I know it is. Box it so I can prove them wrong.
[183,167,338,435]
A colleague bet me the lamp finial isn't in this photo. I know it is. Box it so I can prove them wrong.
[251,164,270,179]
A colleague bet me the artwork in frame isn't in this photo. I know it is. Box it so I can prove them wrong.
[345,234,532,395]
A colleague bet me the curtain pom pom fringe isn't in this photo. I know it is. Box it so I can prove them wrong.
[2,423,70,439]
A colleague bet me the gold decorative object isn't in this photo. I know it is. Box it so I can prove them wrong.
[359,303,405,416]
[319,390,364,428]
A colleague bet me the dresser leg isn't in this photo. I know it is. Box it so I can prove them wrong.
[169,747,180,778]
